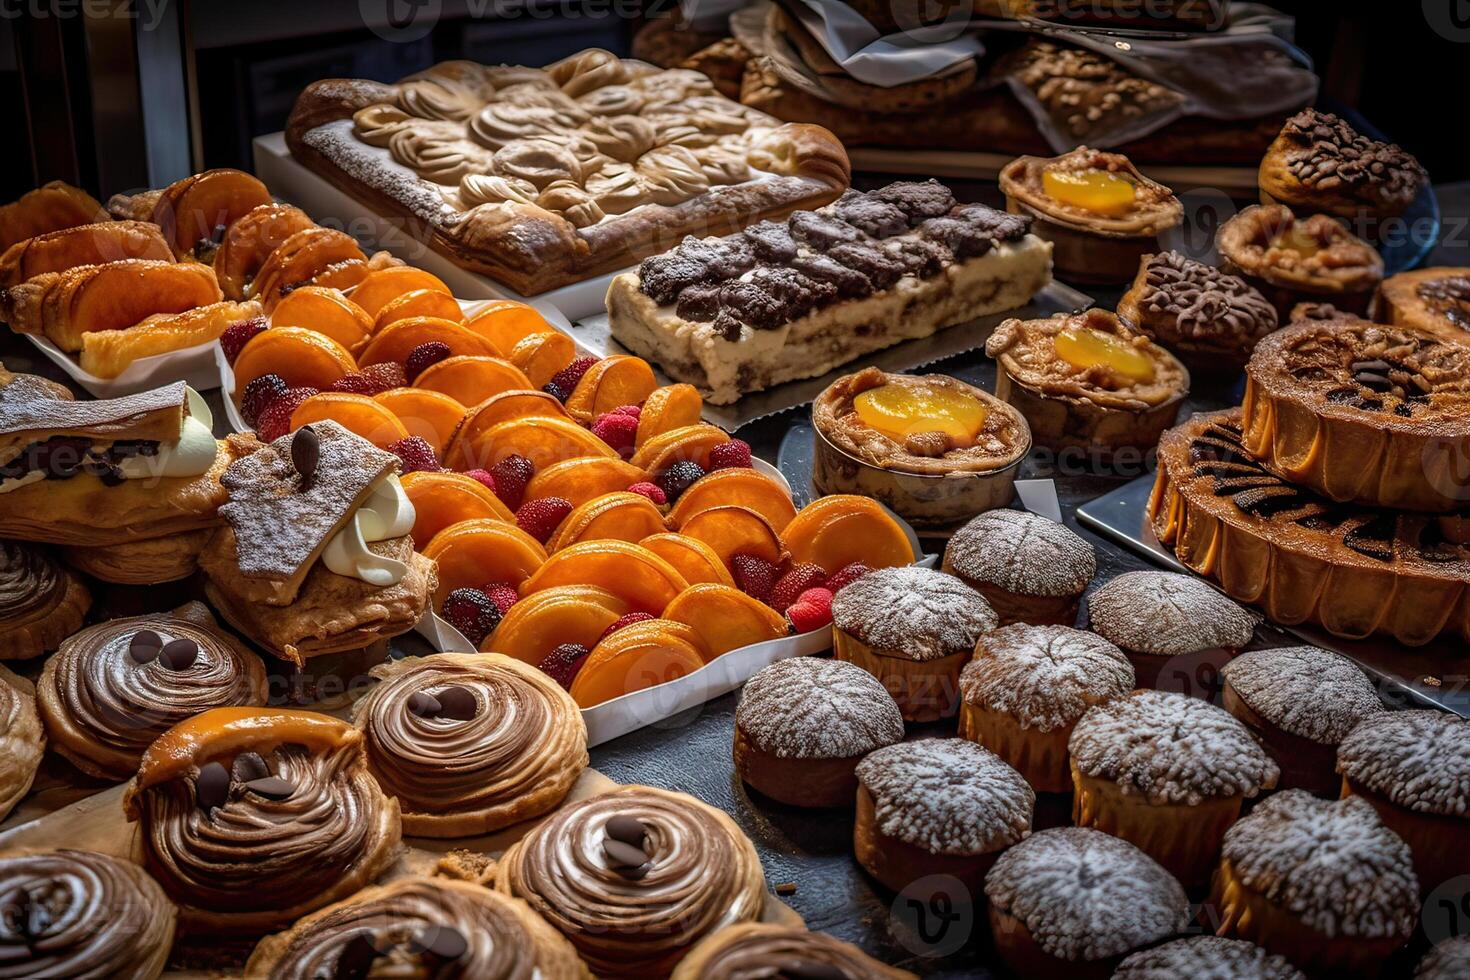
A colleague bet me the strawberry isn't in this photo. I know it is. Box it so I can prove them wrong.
[539,643,591,690]
[656,461,704,502]
[599,611,655,642]
[255,386,318,442]
[824,562,874,595]
[328,372,381,396]
[731,554,779,603]
[464,469,497,494]
[769,563,829,612]
[405,341,451,381]
[388,436,440,474]
[490,454,535,510]
[482,581,520,616]
[786,587,834,633]
[441,588,502,646]
[359,361,408,392]
[548,356,599,395]
[613,404,642,419]
[240,374,287,427]
[220,316,267,364]
[626,481,666,506]
[591,412,639,457]
[516,496,572,544]
[707,439,752,471]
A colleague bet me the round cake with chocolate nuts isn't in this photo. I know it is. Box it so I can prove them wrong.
[943,510,1096,627]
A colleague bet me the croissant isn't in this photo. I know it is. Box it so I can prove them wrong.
[148,168,273,260]
[0,181,106,252]
[213,202,315,300]
[249,226,370,310]
[0,220,173,287]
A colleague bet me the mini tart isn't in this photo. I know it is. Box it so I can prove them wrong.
[1114,937,1305,980]
[352,652,588,837]
[0,540,90,660]
[1116,251,1278,374]
[987,309,1189,461]
[958,625,1133,794]
[999,146,1183,284]
[1210,790,1419,976]
[1216,205,1384,317]
[733,657,903,809]
[1150,410,1470,646]
[245,876,590,979]
[671,923,915,980]
[1085,570,1257,696]
[1069,690,1279,888]
[1258,109,1427,222]
[1242,319,1470,512]
[811,367,1031,530]
[36,602,269,781]
[1376,267,1470,342]
[495,785,765,977]
[1220,646,1383,798]
[830,566,998,722]
[0,849,178,980]
[983,827,1189,980]
[1337,710,1470,896]
[0,663,42,822]
[853,739,1033,896]
[942,509,1096,626]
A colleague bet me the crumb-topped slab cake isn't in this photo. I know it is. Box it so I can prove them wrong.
[285,50,850,295]
[607,180,1053,404]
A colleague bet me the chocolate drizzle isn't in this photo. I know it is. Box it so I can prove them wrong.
[1134,251,1277,343]
[0,541,65,622]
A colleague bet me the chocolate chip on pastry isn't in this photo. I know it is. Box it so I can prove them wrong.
[0,539,90,661]
[1259,108,1427,222]
[0,663,42,823]
[1116,251,1279,373]
[671,923,916,980]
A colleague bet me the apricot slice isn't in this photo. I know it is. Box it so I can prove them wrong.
[564,355,657,422]
[522,457,648,508]
[231,326,357,395]
[636,384,704,448]
[664,584,789,659]
[463,299,553,353]
[251,227,367,311]
[358,316,500,367]
[270,286,372,352]
[508,330,577,389]
[640,533,736,587]
[483,585,630,664]
[372,288,464,332]
[630,424,731,476]
[422,518,548,603]
[412,356,534,408]
[446,414,614,473]
[154,169,272,258]
[349,266,452,319]
[519,540,689,615]
[548,492,668,552]
[289,392,410,448]
[783,495,916,573]
[442,391,569,469]
[214,202,314,300]
[400,470,514,549]
[569,620,709,708]
[373,387,465,455]
[667,469,797,534]
[680,505,786,569]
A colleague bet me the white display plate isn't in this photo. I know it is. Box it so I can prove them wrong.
[25,333,223,399]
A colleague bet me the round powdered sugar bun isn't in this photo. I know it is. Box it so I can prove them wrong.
[1337,709,1470,816]
[944,510,1096,597]
[983,827,1189,963]
[735,657,904,760]
[1221,646,1385,744]
[854,739,1034,856]
[1114,936,1305,980]
[1417,937,1470,979]
[959,625,1134,732]
[1085,570,1258,656]
[1221,789,1419,940]
[831,566,997,662]
[1068,690,1279,805]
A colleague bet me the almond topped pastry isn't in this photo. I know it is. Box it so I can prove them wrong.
[1258,109,1427,223]
[1376,267,1470,342]
[1216,205,1384,317]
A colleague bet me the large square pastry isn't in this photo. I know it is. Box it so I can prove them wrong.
[285,49,850,295]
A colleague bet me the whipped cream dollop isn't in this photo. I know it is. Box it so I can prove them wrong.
[322,474,415,585]
[118,387,218,480]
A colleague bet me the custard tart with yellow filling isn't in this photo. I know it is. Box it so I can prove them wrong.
[1216,205,1383,318]
[1258,109,1427,223]
[1374,267,1470,342]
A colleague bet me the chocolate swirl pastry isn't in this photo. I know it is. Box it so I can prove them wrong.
[1117,251,1277,372]
[0,663,42,821]
[0,540,89,661]
[123,708,402,935]
[36,602,268,780]
[0,849,177,980]
[672,923,915,980]
[246,877,589,980]
[353,653,588,837]
[1259,109,1427,220]
[496,785,765,977]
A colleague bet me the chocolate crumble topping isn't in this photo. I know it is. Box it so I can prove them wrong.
[1279,109,1426,207]
[870,180,958,225]
[790,210,868,252]
[741,220,798,262]
[833,190,909,239]
[1136,252,1277,342]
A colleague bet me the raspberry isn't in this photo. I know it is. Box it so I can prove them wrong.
[656,460,705,502]
[731,554,779,602]
[388,436,440,474]
[613,404,642,419]
[482,582,520,616]
[328,372,381,396]
[490,455,535,510]
[256,386,318,442]
[591,412,639,457]
[359,361,408,392]
[825,562,874,595]
[548,356,598,395]
[405,341,451,381]
[220,316,267,365]
[626,481,666,506]
[240,374,287,427]
[464,469,497,494]
[769,563,829,612]
[539,643,591,690]
[542,381,571,403]
[599,611,655,643]
[441,588,502,645]
[707,439,752,471]
[516,496,572,543]
[786,587,834,633]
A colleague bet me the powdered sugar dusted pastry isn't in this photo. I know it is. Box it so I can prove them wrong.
[672,923,915,980]
[1211,790,1418,976]
[1070,690,1278,887]
[0,540,89,660]
[1418,938,1470,980]
[853,738,1033,897]
[1221,646,1383,797]
[1115,937,1304,980]
[831,566,998,721]
[942,509,1095,627]
[733,657,903,808]
[0,663,42,821]
[984,827,1189,980]
[959,625,1134,793]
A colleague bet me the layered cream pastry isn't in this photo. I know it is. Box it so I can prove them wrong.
[606,180,1053,404]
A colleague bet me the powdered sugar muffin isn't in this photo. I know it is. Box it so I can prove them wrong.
[733,657,904,808]
[1211,790,1418,976]
[1086,571,1257,697]
[1115,937,1304,980]
[984,827,1189,980]
[853,738,1033,896]
[1418,937,1470,979]
[1221,646,1383,797]
[1338,710,1470,896]
[831,566,998,721]
[1069,690,1279,887]
[957,625,1133,793]
[942,510,1095,627]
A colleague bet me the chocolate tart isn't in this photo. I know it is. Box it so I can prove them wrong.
[811,367,1031,529]
[1148,410,1470,646]
[1216,205,1383,317]
[1375,267,1470,342]
[1241,319,1470,512]
[1258,109,1427,223]
[999,146,1182,284]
